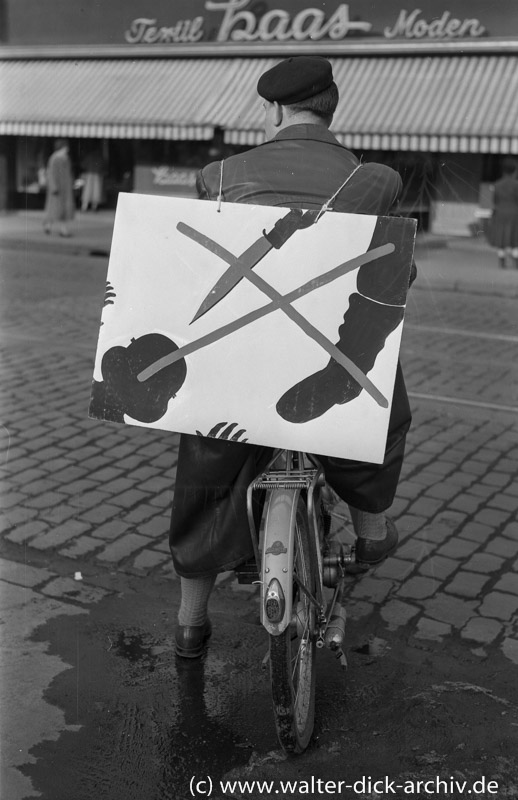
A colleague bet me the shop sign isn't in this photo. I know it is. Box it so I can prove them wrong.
[5,0,516,48]
[124,2,487,45]
[134,165,198,197]
[384,9,485,39]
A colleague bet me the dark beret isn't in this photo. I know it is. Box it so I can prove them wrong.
[257,56,334,104]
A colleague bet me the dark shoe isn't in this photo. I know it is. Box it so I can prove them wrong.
[355,517,398,566]
[175,619,212,659]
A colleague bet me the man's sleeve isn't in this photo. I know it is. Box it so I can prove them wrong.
[337,164,416,287]
[368,165,417,288]
[196,161,221,200]
[196,168,210,200]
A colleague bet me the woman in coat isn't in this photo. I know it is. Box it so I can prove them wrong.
[43,139,75,237]
[490,159,518,269]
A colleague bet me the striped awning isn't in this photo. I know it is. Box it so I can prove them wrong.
[224,55,518,154]
[1,55,517,153]
[0,58,242,140]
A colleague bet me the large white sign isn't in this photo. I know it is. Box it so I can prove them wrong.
[89,193,415,462]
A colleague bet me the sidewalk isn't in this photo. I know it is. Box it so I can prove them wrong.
[0,209,115,258]
[2,208,518,297]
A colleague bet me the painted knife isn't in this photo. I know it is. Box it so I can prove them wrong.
[185,207,319,323]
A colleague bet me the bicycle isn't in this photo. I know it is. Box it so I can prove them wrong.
[240,448,368,754]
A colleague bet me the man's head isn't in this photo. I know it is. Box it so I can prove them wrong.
[257,56,338,139]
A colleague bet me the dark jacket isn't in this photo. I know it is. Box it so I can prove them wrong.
[169,123,413,577]
[490,174,518,249]
[198,124,401,212]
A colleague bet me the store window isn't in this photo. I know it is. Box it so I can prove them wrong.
[131,131,248,198]
[16,138,48,195]
[355,150,437,230]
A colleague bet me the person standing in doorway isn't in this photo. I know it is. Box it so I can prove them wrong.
[81,147,106,212]
[490,159,518,269]
[43,139,75,237]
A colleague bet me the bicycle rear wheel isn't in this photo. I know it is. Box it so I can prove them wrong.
[267,490,317,753]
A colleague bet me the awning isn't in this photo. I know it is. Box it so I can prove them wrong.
[1,55,517,153]
[0,58,251,140]
[336,54,518,154]
[224,55,518,154]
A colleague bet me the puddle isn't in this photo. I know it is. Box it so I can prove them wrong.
[354,636,391,657]
[115,631,157,671]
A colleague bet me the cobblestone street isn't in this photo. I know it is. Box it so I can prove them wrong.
[1,211,518,798]
[1,214,517,657]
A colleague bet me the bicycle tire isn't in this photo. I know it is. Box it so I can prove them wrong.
[267,489,317,753]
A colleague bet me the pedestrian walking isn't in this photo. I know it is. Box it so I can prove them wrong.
[80,147,106,212]
[43,139,75,237]
[168,56,416,658]
[490,158,518,269]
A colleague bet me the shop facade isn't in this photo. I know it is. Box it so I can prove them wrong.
[1,0,517,234]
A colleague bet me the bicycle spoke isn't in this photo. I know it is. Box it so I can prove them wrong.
[293,572,320,608]
[291,526,313,705]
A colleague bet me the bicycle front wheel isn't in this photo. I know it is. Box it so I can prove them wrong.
[267,490,317,753]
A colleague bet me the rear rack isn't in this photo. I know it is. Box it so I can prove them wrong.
[249,468,318,492]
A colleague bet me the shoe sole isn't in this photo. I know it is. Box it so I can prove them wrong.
[356,539,398,567]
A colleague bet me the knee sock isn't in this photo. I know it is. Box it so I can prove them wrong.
[178,575,216,626]
[349,506,387,541]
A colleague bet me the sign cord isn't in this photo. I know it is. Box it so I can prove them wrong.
[215,157,363,219]
[315,160,364,223]
[217,158,224,212]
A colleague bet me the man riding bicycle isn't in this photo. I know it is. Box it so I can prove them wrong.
[170,56,416,658]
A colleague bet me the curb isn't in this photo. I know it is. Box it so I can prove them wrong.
[0,235,111,259]
[411,278,518,299]
[2,232,517,298]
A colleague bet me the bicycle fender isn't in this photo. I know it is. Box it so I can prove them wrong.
[260,489,299,635]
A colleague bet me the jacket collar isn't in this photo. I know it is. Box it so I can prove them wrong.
[271,123,341,146]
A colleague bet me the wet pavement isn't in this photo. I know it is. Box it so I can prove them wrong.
[1,209,518,799]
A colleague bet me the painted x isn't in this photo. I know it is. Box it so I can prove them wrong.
[138,216,396,408]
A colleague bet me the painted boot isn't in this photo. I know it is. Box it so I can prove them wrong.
[275,215,413,424]
[276,294,404,423]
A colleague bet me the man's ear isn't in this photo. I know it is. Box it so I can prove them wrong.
[273,101,283,128]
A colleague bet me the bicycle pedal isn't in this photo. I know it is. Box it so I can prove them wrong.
[346,547,371,575]
[334,648,348,670]
[235,558,260,584]
[345,562,371,576]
